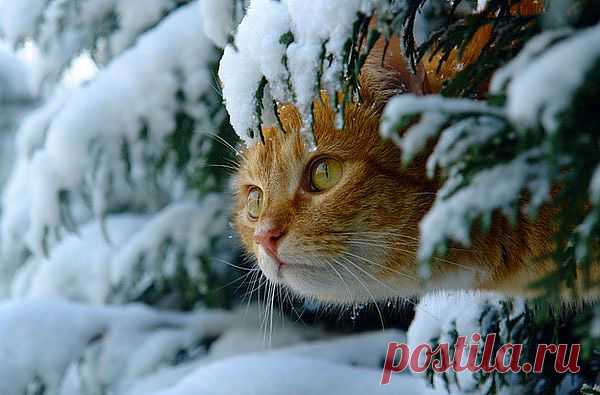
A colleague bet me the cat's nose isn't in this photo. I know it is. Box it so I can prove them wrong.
[254,227,285,259]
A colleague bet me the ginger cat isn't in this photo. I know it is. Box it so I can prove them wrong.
[233,2,594,303]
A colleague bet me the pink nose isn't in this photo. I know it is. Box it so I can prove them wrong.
[254,227,285,259]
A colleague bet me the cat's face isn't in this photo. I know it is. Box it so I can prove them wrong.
[234,100,437,302]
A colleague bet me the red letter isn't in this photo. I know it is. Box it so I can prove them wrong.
[479,333,497,373]
[381,342,410,385]
[533,344,557,373]
[431,343,451,373]
[452,335,468,372]
[466,333,482,372]
[495,344,523,373]
[410,343,433,373]
[555,344,581,374]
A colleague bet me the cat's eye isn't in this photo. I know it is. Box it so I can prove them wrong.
[247,186,263,220]
[309,157,343,192]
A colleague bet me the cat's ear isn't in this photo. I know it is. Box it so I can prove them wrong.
[359,35,429,108]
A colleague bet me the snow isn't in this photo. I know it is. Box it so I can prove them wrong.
[110,196,230,302]
[147,354,442,395]
[0,300,234,394]
[0,92,67,296]
[409,292,497,351]
[219,0,374,148]
[409,292,526,393]
[11,214,148,303]
[6,194,230,307]
[2,2,592,395]
[408,291,490,393]
[0,299,446,395]
[476,0,489,12]
[0,91,69,278]
[0,4,230,306]
[219,44,265,146]
[426,116,504,177]
[0,44,35,193]
[201,0,239,48]
[418,148,551,261]
[0,46,33,102]
[394,111,447,163]
[62,53,99,87]
[591,165,600,203]
[380,94,500,162]
[129,329,442,395]
[502,25,600,132]
[0,0,188,85]
[2,3,217,257]
[0,0,47,43]
[489,29,571,94]
[219,0,291,145]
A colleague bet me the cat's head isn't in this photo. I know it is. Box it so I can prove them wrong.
[233,37,436,303]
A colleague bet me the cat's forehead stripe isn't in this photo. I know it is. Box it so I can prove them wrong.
[237,98,388,206]
[240,127,306,203]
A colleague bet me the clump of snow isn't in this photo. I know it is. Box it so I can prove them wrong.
[136,329,442,395]
[476,0,489,12]
[380,94,499,162]
[0,0,189,85]
[110,196,229,302]
[0,46,33,102]
[219,0,292,145]
[426,116,504,177]
[62,52,99,87]
[0,91,70,295]
[0,299,233,394]
[0,299,443,395]
[11,214,148,303]
[590,165,600,203]
[500,25,600,132]
[489,29,571,94]
[201,0,243,48]
[147,354,442,395]
[2,3,217,257]
[409,292,526,393]
[418,148,551,261]
[219,0,374,148]
[408,292,500,351]
[9,194,230,306]
[0,0,47,43]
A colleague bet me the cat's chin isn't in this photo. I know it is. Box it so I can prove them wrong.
[256,250,348,301]
[256,249,420,303]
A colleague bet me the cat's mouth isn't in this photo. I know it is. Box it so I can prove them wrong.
[254,242,419,302]
[256,246,323,285]
[256,245,382,302]
[256,245,286,277]
[256,246,286,281]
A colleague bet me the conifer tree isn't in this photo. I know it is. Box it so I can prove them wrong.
[0,0,599,393]
[0,0,239,307]
[218,0,600,393]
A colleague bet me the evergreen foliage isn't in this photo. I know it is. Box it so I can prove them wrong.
[0,0,599,393]
[373,1,600,393]
[0,1,239,307]
[224,0,600,392]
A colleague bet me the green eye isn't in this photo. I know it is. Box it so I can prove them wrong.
[247,186,263,220]
[310,157,343,192]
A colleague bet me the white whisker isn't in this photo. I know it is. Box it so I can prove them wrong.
[333,257,386,331]
[341,249,419,281]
